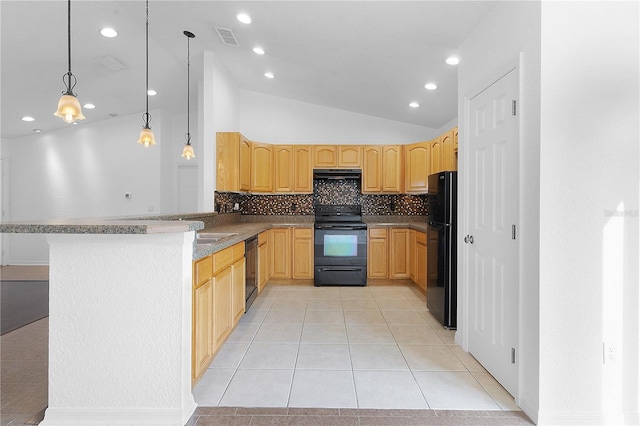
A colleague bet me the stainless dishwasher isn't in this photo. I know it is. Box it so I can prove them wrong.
[245,236,258,311]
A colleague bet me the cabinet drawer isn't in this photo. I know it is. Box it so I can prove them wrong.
[293,228,313,239]
[232,241,245,261]
[416,231,427,245]
[194,255,213,286]
[369,228,388,238]
[213,246,234,274]
[258,231,269,246]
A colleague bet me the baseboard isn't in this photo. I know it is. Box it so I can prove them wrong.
[39,403,197,426]
[537,410,640,425]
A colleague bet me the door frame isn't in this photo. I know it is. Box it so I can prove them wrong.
[457,54,522,401]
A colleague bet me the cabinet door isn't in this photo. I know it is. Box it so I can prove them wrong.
[454,126,459,153]
[430,137,442,175]
[416,232,427,292]
[251,142,273,192]
[312,145,337,168]
[390,228,410,278]
[231,257,245,325]
[292,228,314,279]
[409,229,417,282]
[192,279,212,380]
[274,145,294,192]
[216,132,239,192]
[212,266,233,350]
[367,228,388,278]
[239,135,252,191]
[441,129,456,171]
[258,241,268,293]
[338,146,361,168]
[271,228,291,278]
[382,145,403,193]
[294,146,312,193]
[405,141,430,193]
[362,146,382,193]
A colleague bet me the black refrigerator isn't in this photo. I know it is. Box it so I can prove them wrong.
[426,171,457,329]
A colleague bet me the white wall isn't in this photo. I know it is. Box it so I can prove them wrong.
[2,110,169,264]
[457,1,541,420]
[239,90,437,144]
[538,2,639,424]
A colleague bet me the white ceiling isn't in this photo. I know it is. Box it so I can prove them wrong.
[0,1,495,140]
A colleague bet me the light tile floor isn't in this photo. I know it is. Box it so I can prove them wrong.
[193,283,520,412]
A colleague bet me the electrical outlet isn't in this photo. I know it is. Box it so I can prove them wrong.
[125,193,132,199]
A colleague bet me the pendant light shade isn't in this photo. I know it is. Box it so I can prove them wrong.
[138,0,156,147]
[181,143,195,160]
[138,125,156,147]
[54,0,85,123]
[181,30,196,159]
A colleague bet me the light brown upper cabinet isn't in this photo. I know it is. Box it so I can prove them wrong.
[363,145,403,193]
[430,137,442,175]
[441,128,456,172]
[338,146,362,168]
[251,142,273,193]
[274,145,312,193]
[313,145,362,168]
[216,132,251,192]
[274,145,294,192]
[294,146,313,193]
[405,141,430,193]
[312,145,338,168]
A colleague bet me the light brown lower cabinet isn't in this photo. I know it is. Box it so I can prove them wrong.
[415,231,427,292]
[390,228,410,278]
[367,228,389,278]
[292,228,314,279]
[367,227,427,292]
[192,241,245,383]
[257,231,269,293]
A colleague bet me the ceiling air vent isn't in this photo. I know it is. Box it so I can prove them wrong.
[214,26,239,46]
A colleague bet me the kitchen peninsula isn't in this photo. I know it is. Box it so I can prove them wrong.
[0,215,205,426]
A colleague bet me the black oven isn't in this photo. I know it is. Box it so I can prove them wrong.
[314,205,367,286]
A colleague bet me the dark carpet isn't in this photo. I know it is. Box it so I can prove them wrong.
[1,280,49,335]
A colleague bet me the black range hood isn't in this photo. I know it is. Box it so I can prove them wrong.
[313,169,362,180]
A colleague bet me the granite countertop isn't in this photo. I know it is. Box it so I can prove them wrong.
[0,217,204,235]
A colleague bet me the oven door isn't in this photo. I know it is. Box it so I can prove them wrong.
[314,224,367,286]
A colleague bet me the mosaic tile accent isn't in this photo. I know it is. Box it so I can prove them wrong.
[313,179,361,206]
[215,186,428,217]
[362,193,428,216]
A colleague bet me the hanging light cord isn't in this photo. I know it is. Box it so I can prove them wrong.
[62,0,76,95]
[185,34,191,145]
[143,0,151,128]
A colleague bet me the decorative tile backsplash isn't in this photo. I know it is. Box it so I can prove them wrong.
[215,179,428,216]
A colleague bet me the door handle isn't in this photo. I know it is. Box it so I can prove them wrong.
[464,235,474,244]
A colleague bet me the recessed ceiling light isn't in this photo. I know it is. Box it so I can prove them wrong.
[424,83,438,90]
[147,89,157,96]
[236,13,251,24]
[409,102,420,108]
[445,56,459,65]
[100,27,118,38]
[33,129,42,133]
[21,116,35,122]
[253,46,265,55]
[264,72,274,79]
[83,103,96,109]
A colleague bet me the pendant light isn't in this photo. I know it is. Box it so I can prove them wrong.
[54,0,85,124]
[181,30,196,160]
[137,0,156,147]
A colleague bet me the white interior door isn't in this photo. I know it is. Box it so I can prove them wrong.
[466,68,519,395]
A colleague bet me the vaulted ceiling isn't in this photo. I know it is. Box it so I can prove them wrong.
[1,1,494,140]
